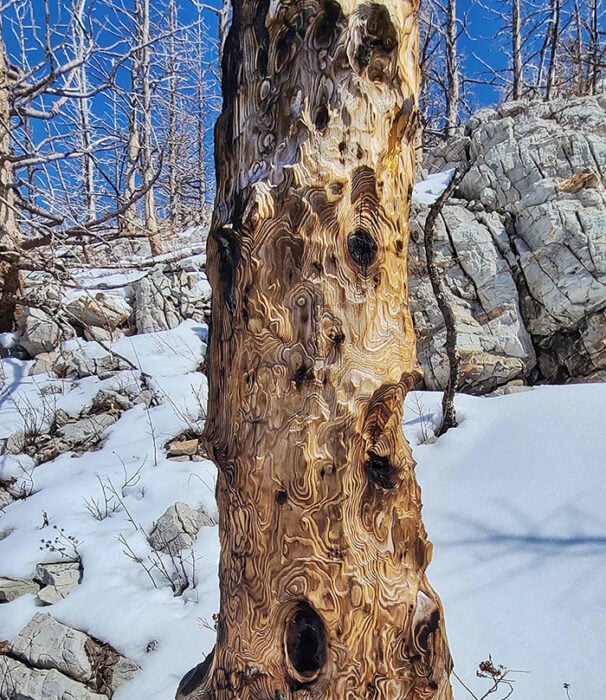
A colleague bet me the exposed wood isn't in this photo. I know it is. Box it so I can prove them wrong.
[180,1,453,698]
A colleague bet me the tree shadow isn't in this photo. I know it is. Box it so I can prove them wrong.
[428,497,606,600]
[0,358,26,412]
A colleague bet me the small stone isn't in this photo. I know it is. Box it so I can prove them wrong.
[167,439,199,457]
[0,577,38,603]
[0,528,14,541]
[5,432,26,455]
[54,409,73,427]
[0,481,16,509]
[35,561,81,604]
[149,502,215,555]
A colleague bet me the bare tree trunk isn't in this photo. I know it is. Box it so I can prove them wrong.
[512,0,523,99]
[195,5,207,214]
[139,0,160,254]
[73,0,96,220]
[167,0,179,228]
[544,0,561,100]
[422,169,469,437]
[0,33,21,331]
[573,0,585,95]
[178,2,452,699]
[445,0,459,137]
[217,0,230,67]
[121,38,141,236]
[588,0,599,95]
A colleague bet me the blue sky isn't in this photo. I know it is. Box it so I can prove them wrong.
[2,0,603,217]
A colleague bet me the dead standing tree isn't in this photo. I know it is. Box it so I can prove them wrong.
[0,31,21,330]
[179,1,452,699]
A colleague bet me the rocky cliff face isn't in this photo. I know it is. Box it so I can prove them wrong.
[410,94,606,394]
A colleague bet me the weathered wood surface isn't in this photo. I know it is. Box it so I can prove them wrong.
[179,1,453,698]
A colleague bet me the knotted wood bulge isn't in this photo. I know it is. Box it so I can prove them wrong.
[178,1,453,698]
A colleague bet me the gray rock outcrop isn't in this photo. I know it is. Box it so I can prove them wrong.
[132,266,211,334]
[414,94,606,391]
[17,307,65,357]
[410,204,536,393]
[7,614,139,698]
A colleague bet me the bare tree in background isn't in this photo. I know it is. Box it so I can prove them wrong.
[137,0,160,253]
[0,30,21,330]
[445,0,460,136]
[512,0,523,99]
[0,0,223,331]
[419,0,464,143]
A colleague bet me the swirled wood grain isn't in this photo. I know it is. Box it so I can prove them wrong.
[178,1,453,698]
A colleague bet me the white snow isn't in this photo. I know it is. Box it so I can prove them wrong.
[413,169,456,205]
[408,387,606,699]
[1,313,605,699]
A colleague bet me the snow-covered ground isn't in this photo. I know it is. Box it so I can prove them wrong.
[412,387,606,699]
[1,319,604,699]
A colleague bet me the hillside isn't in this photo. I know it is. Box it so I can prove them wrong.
[1,94,605,699]
[1,312,605,699]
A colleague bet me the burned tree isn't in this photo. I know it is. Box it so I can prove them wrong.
[179,1,453,698]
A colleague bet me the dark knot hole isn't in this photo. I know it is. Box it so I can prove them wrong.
[347,229,377,269]
[285,602,327,681]
[365,451,397,489]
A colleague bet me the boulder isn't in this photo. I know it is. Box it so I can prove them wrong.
[0,576,38,603]
[9,614,139,696]
[166,438,199,457]
[29,350,128,380]
[55,413,117,450]
[132,269,181,333]
[0,657,107,700]
[90,389,133,415]
[35,561,81,604]
[17,307,64,357]
[66,293,130,333]
[149,502,215,555]
[132,266,211,334]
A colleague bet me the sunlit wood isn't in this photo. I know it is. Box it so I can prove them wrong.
[178,2,453,697]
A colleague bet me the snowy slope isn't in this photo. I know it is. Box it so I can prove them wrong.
[1,319,605,699]
[411,387,606,700]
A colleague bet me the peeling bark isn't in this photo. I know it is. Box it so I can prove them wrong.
[180,2,453,698]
